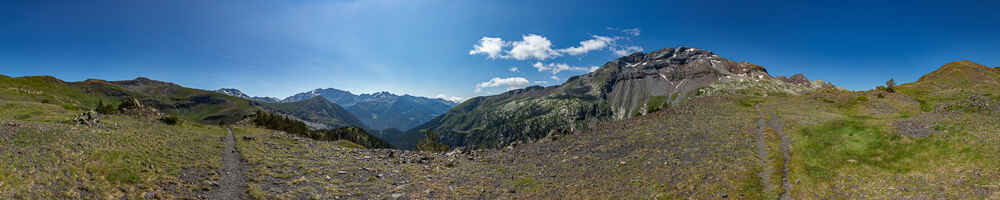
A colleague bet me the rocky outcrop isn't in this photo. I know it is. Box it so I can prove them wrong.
[599,47,770,119]
[119,97,162,118]
[775,73,811,86]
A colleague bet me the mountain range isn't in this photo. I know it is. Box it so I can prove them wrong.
[216,88,458,133]
[3,47,999,199]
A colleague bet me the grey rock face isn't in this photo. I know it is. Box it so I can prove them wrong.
[600,47,766,119]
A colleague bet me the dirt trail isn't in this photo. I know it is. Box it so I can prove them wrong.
[211,128,246,200]
[755,104,793,200]
[753,105,774,195]
[768,111,793,200]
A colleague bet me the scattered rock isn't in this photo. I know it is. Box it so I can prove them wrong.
[242,136,256,141]
[73,111,103,128]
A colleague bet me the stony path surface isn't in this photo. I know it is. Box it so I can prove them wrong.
[756,104,793,200]
[768,111,793,200]
[211,128,246,200]
[754,105,775,195]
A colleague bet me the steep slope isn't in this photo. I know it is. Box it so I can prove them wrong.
[409,46,779,148]
[261,96,367,130]
[283,89,458,131]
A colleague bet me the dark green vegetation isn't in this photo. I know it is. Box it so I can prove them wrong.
[253,110,391,149]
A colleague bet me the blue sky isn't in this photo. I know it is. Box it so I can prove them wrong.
[2,0,998,100]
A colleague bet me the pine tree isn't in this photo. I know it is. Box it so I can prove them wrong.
[886,78,896,93]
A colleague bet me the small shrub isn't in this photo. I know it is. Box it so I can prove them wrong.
[96,100,116,114]
[886,78,896,93]
[40,99,52,104]
[160,115,182,125]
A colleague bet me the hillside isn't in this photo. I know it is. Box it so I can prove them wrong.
[0,76,256,124]
[408,46,826,148]
[260,96,368,130]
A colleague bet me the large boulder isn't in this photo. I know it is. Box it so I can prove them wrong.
[119,97,162,118]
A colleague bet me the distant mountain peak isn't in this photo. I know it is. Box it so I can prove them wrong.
[215,88,280,103]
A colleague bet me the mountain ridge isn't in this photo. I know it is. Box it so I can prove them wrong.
[406,46,829,148]
[281,88,459,131]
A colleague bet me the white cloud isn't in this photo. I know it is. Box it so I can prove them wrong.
[622,28,640,37]
[508,34,560,60]
[551,75,560,80]
[613,46,644,57]
[468,37,506,59]
[558,35,616,56]
[434,94,464,103]
[589,66,601,72]
[509,66,519,72]
[532,62,594,74]
[470,31,644,60]
[533,80,549,84]
[475,77,530,93]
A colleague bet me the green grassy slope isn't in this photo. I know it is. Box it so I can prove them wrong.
[0,75,256,125]
[0,99,230,199]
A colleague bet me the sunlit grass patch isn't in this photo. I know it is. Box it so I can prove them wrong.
[796,119,977,181]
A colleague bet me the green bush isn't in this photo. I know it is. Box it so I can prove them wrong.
[886,78,896,93]
[96,100,116,114]
[160,115,182,125]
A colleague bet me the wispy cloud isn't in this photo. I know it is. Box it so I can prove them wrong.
[613,46,644,56]
[622,28,640,37]
[509,66,519,72]
[532,62,596,74]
